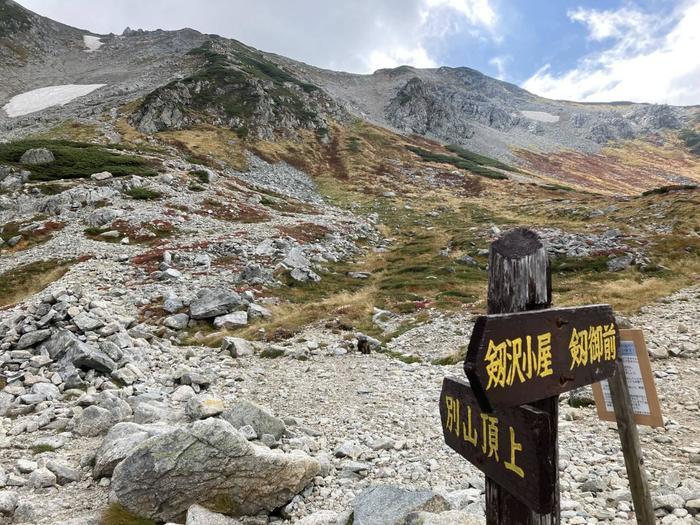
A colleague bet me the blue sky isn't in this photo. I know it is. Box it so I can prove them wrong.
[20,0,700,105]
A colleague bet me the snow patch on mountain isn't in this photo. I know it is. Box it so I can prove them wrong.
[83,35,104,53]
[521,110,560,123]
[2,84,106,117]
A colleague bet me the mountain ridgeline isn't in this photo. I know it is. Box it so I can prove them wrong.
[0,0,699,192]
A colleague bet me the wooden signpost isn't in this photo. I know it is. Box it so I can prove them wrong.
[438,228,649,524]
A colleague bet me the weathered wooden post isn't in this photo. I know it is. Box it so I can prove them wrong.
[485,228,558,524]
[607,362,655,524]
[440,228,621,523]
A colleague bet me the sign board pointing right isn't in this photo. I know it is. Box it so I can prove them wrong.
[464,304,620,412]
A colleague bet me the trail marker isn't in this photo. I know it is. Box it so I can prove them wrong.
[438,228,655,524]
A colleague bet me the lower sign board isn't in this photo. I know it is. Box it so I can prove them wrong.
[465,304,619,412]
[439,377,556,513]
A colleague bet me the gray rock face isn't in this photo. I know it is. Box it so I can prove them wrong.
[607,254,634,272]
[405,511,484,525]
[94,422,173,478]
[353,486,450,525]
[221,337,254,358]
[185,504,242,525]
[45,460,81,485]
[28,467,56,488]
[41,329,79,359]
[290,267,321,283]
[189,288,242,319]
[74,406,114,437]
[20,148,54,165]
[0,490,18,516]
[86,207,121,228]
[221,400,286,440]
[15,329,51,349]
[164,313,189,330]
[110,418,320,522]
[283,247,311,269]
[213,312,248,329]
[185,395,225,420]
[68,343,116,373]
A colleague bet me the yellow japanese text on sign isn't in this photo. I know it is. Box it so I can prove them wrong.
[444,394,524,478]
[483,324,617,391]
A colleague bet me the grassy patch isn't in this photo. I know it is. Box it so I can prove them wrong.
[432,346,468,365]
[0,260,75,307]
[277,223,331,242]
[99,503,156,525]
[125,187,162,200]
[679,129,700,156]
[445,144,520,172]
[30,121,101,143]
[197,198,270,223]
[550,255,610,274]
[641,184,697,197]
[190,169,210,184]
[378,348,422,364]
[158,126,247,171]
[31,444,57,454]
[0,140,159,181]
[407,146,510,180]
[1,217,64,253]
[84,219,175,245]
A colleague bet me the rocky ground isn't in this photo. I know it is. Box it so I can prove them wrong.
[0,5,698,520]
[1,179,698,525]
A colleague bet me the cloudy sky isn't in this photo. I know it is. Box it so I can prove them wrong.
[18,0,700,105]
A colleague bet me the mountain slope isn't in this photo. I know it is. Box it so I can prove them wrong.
[1,0,699,194]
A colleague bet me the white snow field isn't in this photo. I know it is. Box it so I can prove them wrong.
[2,84,106,117]
[520,110,560,123]
[83,35,103,52]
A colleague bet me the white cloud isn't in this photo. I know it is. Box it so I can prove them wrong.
[424,0,496,29]
[367,46,437,72]
[489,55,509,80]
[19,0,498,74]
[568,6,654,43]
[523,1,700,105]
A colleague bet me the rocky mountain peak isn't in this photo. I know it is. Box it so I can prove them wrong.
[130,38,347,139]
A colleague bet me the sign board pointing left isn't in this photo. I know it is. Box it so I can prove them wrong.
[439,377,556,514]
[464,304,620,412]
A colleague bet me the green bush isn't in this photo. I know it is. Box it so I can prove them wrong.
[406,146,509,180]
[446,144,520,172]
[189,169,210,183]
[0,140,158,181]
[679,129,700,155]
[126,187,162,200]
[100,503,156,525]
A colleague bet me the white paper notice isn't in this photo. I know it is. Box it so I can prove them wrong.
[600,340,651,415]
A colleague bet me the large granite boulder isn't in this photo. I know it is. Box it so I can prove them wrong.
[353,485,450,525]
[94,422,174,478]
[189,288,243,319]
[220,400,286,440]
[20,148,54,165]
[110,418,319,522]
